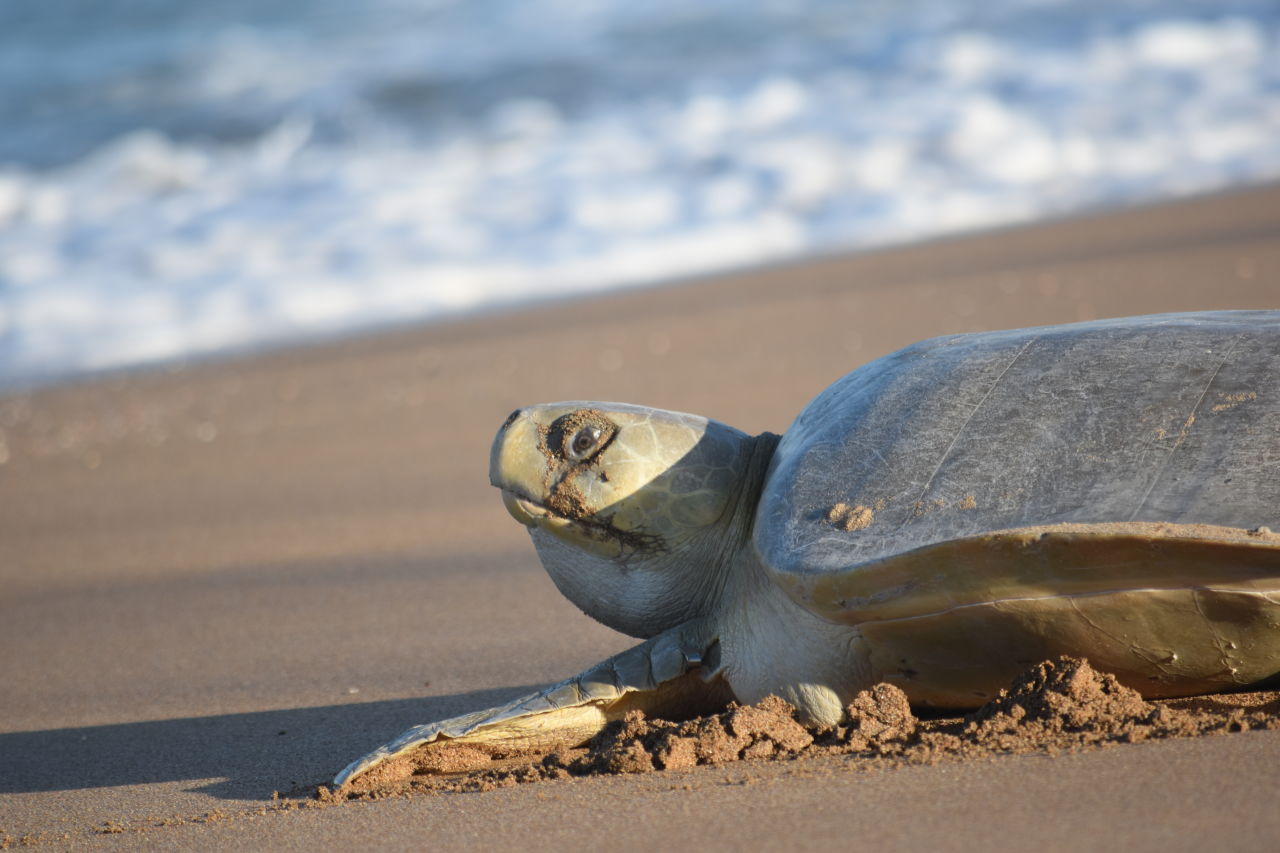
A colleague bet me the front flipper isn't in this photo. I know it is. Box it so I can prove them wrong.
[333,622,726,790]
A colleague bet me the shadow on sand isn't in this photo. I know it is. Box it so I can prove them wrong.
[0,684,542,801]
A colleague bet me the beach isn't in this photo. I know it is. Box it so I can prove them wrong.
[2,184,1279,849]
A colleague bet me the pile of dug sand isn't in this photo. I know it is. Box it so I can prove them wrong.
[331,657,1280,800]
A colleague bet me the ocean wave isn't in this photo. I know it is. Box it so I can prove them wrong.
[1,5,1278,387]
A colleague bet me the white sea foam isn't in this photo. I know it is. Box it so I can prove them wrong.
[1,6,1278,387]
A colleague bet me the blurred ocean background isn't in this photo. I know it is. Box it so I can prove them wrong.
[2,0,1279,388]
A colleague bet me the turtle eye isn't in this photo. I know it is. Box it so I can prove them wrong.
[567,426,604,461]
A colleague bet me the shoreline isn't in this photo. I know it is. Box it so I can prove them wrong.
[4,179,1278,400]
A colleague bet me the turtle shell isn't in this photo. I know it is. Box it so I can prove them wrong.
[755,311,1280,705]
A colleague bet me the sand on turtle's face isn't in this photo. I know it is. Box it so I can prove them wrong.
[330,657,1280,800]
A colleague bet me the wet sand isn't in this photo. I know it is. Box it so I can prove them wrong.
[2,184,1279,849]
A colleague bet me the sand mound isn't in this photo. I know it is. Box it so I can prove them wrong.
[331,657,1280,801]
[976,656,1152,729]
[580,695,815,774]
[824,682,917,749]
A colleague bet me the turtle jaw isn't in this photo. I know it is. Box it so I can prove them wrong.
[500,489,552,528]
[499,487,632,557]
[498,484,590,536]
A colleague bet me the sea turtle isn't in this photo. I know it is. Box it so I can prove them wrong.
[335,310,1280,787]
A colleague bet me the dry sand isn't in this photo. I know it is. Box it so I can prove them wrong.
[2,184,1279,850]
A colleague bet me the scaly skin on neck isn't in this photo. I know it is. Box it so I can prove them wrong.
[714,544,873,726]
[639,429,784,627]
[650,428,874,725]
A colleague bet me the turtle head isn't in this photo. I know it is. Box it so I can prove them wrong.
[490,402,770,638]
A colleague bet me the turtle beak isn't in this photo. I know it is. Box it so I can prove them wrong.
[501,489,548,527]
[490,408,552,522]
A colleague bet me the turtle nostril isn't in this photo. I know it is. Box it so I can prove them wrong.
[502,409,522,430]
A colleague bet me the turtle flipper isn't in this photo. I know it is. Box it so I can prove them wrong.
[333,621,724,789]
